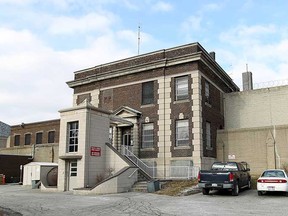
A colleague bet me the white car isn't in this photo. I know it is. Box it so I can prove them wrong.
[257,169,288,196]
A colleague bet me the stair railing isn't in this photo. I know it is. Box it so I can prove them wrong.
[123,146,155,179]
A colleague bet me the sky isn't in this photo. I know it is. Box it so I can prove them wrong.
[1,0,288,126]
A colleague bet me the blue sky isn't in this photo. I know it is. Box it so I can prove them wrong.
[1,0,288,125]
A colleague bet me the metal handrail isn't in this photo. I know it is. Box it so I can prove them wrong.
[123,146,154,178]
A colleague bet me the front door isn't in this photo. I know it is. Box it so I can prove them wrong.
[122,128,132,154]
[67,160,78,191]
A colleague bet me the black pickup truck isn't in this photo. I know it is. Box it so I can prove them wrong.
[198,162,251,196]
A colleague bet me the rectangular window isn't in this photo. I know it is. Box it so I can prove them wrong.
[205,81,210,103]
[14,135,20,146]
[70,161,77,176]
[142,81,154,105]
[176,120,189,146]
[175,76,189,101]
[48,131,55,143]
[24,134,31,145]
[206,122,212,149]
[142,123,154,148]
[109,127,113,144]
[68,121,79,152]
[36,132,43,144]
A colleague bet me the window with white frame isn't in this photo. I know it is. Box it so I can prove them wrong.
[142,123,154,148]
[68,121,79,152]
[205,81,210,103]
[70,161,77,176]
[176,120,189,146]
[206,122,212,149]
[175,76,189,101]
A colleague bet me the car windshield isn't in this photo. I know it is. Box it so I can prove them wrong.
[211,163,238,171]
[261,170,285,178]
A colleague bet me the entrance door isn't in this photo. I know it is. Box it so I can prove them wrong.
[122,128,133,154]
[67,160,78,191]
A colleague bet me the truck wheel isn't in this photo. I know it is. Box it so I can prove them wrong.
[202,188,210,195]
[232,182,239,196]
[258,191,263,196]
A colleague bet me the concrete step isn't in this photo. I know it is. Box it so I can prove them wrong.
[131,181,148,192]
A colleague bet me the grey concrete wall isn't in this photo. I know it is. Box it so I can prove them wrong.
[0,144,58,163]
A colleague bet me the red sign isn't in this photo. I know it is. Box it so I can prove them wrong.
[90,146,101,156]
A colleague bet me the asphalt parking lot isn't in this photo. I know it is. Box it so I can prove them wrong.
[0,185,288,216]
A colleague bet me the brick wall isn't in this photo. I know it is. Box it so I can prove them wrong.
[10,119,60,147]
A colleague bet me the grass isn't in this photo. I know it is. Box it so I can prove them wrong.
[155,176,259,196]
[156,179,198,196]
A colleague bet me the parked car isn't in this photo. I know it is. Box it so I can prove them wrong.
[257,169,288,196]
[198,162,251,196]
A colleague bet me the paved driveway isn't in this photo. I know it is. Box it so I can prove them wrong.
[0,185,288,216]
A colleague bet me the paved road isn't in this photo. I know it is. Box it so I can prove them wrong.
[0,185,288,216]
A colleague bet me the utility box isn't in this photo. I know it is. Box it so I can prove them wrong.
[23,162,57,187]
[147,180,160,193]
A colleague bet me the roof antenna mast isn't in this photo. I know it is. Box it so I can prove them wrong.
[138,25,141,55]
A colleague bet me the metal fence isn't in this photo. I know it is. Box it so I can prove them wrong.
[123,146,199,179]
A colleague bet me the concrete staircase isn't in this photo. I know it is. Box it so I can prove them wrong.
[131,181,148,192]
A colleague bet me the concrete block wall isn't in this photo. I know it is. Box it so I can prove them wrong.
[224,85,288,130]
[217,125,288,176]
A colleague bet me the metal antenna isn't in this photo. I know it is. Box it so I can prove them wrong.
[138,25,140,55]
[246,63,248,72]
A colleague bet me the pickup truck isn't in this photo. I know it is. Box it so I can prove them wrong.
[198,162,251,196]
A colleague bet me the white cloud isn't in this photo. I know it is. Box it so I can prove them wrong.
[219,24,276,46]
[48,12,117,35]
[216,24,288,89]
[152,1,173,12]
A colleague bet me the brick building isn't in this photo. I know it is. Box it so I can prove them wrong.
[1,120,60,163]
[9,119,60,147]
[66,42,239,173]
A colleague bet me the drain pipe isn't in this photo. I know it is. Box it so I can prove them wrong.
[163,51,167,178]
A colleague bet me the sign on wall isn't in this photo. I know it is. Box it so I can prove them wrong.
[90,146,101,157]
[228,154,236,160]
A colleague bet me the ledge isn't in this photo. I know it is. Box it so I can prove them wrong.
[59,155,83,160]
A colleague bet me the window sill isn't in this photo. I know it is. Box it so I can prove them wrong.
[205,102,212,107]
[140,148,155,151]
[174,146,191,150]
[206,147,213,151]
[141,104,155,108]
[174,99,190,104]
[59,155,83,160]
